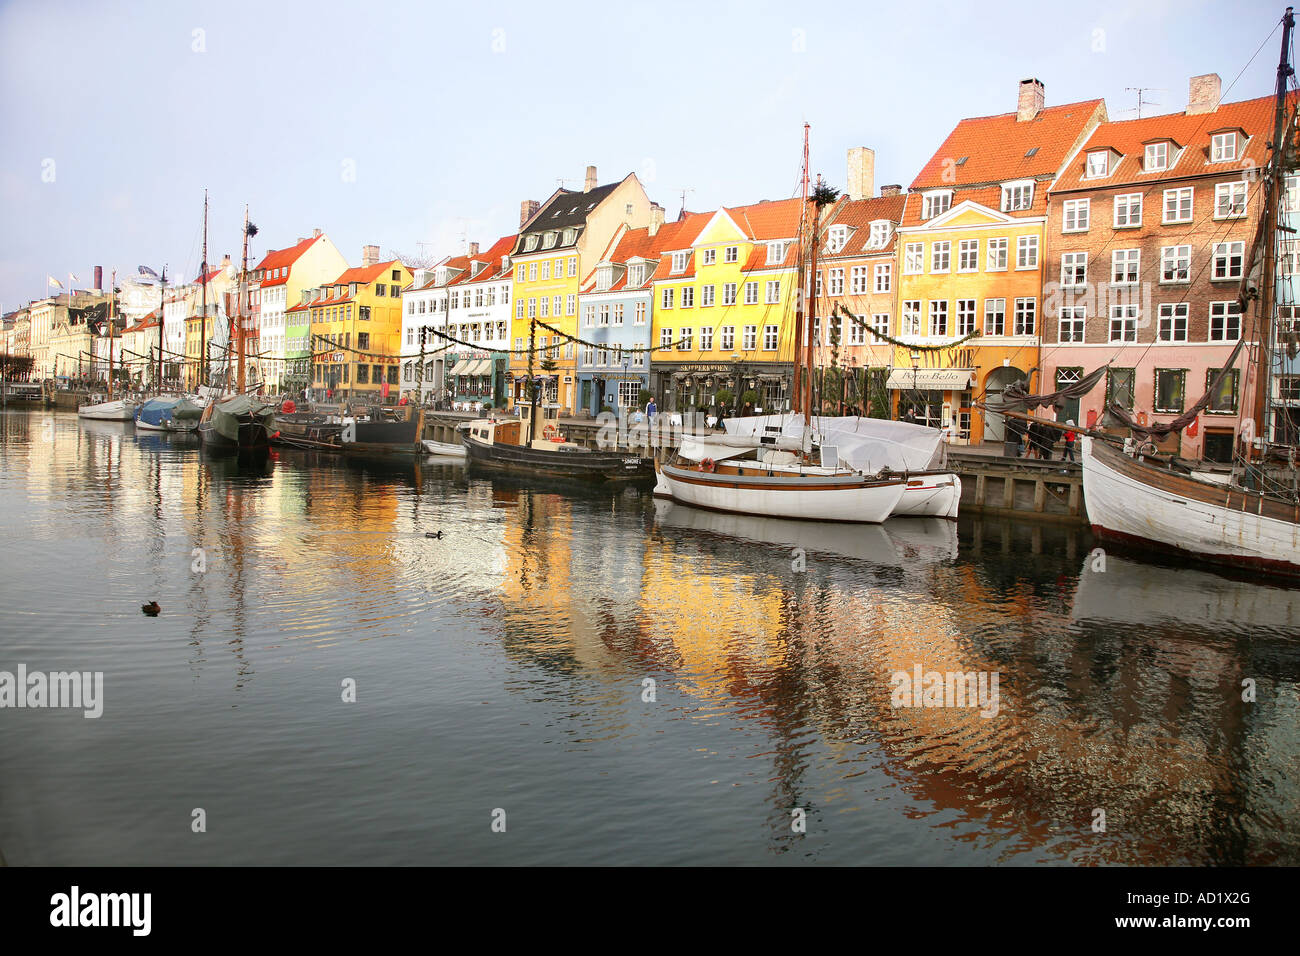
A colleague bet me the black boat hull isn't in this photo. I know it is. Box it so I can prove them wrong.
[464,435,654,483]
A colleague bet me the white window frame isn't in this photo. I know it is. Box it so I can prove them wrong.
[931,241,951,274]
[957,239,979,272]
[1016,235,1039,270]
[987,237,1009,271]
[1209,301,1242,342]
[1063,199,1089,233]
[1158,303,1189,342]
[1144,141,1169,172]
[1086,151,1110,178]
[1211,132,1238,163]
[904,242,924,274]
[1111,249,1140,286]
[1001,180,1034,212]
[873,263,891,293]
[1059,306,1086,343]
[1160,245,1191,284]
[1163,187,1193,224]
[1215,181,1247,219]
[1113,193,1142,228]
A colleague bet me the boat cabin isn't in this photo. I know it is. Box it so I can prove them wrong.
[467,403,577,451]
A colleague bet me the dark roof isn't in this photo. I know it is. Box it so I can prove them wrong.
[519,182,622,243]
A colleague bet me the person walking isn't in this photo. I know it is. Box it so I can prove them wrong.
[645,397,657,425]
[1062,421,1078,462]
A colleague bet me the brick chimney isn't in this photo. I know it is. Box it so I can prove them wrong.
[648,204,666,237]
[362,245,380,267]
[1017,78,1045,121]
[313,228,322,238]
[520,199,540,226]
[1187,73,1221,115]
[468,241,480,257]
[584,165,597,192]
[846,147,875,201]
[221,254,231,270]
[880,184,903,197]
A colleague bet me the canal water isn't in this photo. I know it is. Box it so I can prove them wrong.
[1,409,1298,865]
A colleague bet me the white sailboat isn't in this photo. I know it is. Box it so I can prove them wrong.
[79,270,137,421]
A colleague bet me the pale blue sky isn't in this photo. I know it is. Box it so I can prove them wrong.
[0,0,1286,310]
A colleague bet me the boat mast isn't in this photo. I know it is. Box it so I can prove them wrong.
[107,270,115,400]
[156,266,166,393]
[238,204,249,395]
[793,122,810,419]
[200,189,208,389]
[1254,5,1295,448]
[807,174,822,424]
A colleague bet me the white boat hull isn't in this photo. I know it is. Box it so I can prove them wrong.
[892,472,962,519]
[658,461,904,523]
[422,439,467,458]
[78,399,137,421]
[1081,437,1300,576]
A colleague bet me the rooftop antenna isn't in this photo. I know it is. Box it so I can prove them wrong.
[673,186,695,219]
[1123,87,1165,119]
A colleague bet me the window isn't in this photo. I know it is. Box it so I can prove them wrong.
[766,241,787,264]
[681,287,695,308]
[744,282,758,305]
[1086,151,1110,177]
[826,226,847,253]
[1059,306,1085,342]
[1063,199,1089,232]
[902,300,921,336]
[678,328,692,350]
[1144,141,1169,171]
[904,242,924,274]
[700,285,715,307]
[983,298,1006,336]
[868,221,890,248]
[721,326,734,350]
[764,325,779,350]
[956,299,976,335]
[1061,252,1087,287]
[699,248,716,266]
[873,263,891,293]
[871,313,889,341]
[540,297,550,317]
[1110,304,1138,342]
[987,238,1009,271]
[553,294,562,316]
[724,246,738,263]
[1154,368,1187,413]
[542,232,557,249]
[1210,301,1242,341]
[1215,181,1247,218]
[1207,367,1240,413]
[1114,193,1142,228]
[850,266,867,293]
[635,302,646,325]
[929,300,948,336]
[958,239,979,271]
[1016,235,1039,269]
[671,251,688,273]
[528,263,537,281]
[700,327,712,350]
[565,294,575,315]
[540,262,550,280]
[1158,303,1189,342]
[1014,297,1036,336]
[568,257,577,277]
[1164,187,1193,223]
[723,282,737,306]
[922,191,952,219]
[627,264,644,287]
[931,241,951,273]
[1212,241,1244,280]
[1211,132,1238,163]
[1107,368,1136,409]
[527,297,536,318]
[597,304,608,325]
[515,300,525,319]
[660,328,673,348]
[1112,249,1140,285]
[766,280,782,303]
[515,264,526,281]
[1161,245,1192,283]
[1002,182,1033,211]
[661,288,674,309]
[375,283,387,297]
[742,325,757,350]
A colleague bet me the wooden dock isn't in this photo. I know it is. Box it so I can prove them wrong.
[949,450,1085,524]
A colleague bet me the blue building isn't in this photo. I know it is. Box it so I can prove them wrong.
[1274,172,1300,442]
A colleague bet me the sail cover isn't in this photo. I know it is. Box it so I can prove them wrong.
[722,413,943,473]
[999,365,1109,411]
[1107,335,1249,439]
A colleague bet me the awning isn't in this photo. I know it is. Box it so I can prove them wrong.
[450,360,471,375]
[469,359,492,376]
[886,368,976,390]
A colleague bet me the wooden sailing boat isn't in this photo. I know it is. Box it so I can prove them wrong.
[78,270,138,421]
[196,206,275,452]
[1078,10,1300,576]
[654,125,908,522]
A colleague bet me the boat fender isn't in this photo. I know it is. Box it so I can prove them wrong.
[700,457,716,473]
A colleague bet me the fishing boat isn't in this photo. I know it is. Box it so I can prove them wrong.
[1070,15,1300,577]
[134,395,201,432]
[78,397,138,421]
[272,402,424,455]
[464,402,655,482]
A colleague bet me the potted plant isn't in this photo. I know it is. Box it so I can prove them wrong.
[715,388,734,407]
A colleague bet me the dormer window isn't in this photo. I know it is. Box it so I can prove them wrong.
[1211,132,1239,162]
[867,221,891,249]
[543,232,558,249]
[1086,150,1110,178]
[921,190,952,220]
[671,251,688,273]
[826,225,848,253]
[1145,142,1170,172]
[596,265,614,292]
[627,264,645,287]
[562,227,577,244]
[524,236,539,252]
[1001,180,1034,212]
[501,256,510,271]
[766,241,787,264]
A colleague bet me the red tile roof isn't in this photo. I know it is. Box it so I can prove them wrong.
[193,267,224,286]
[254,235,322,286]
[1051,93,1282,192]
[819,194,907,258]
[723,197,805,241]
[331,260,404,286]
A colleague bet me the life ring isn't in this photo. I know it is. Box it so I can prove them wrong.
[542,424,560,441]
[700,457,716,473]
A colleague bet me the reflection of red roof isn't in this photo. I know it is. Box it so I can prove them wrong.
[1051,94,1280,192]
[255,235,321,286]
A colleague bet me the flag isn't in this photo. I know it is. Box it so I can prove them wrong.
[1187,416,1199,437]
[138,265,159,279]
[47,275,63,290]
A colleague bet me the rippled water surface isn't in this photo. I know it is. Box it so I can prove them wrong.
[1,409,1298,865]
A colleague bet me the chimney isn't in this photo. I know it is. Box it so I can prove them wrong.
[846,147,875,201]
[1187,73,1221,115]
[648,204,666,237]
[1017,78,1045,122]
[221,254,231,270]
[468,241,480,257]
[313,228,322,238]
[584,165,597,192]
[93,265,103,292]
[520,199,540,226]
[362,244,380,267]
[297,237,306,244]
[880,184,903,197]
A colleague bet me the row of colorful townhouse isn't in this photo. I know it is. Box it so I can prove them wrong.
[392,73,1295,455]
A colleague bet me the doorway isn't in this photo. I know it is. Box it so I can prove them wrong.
[982,365,1027,443]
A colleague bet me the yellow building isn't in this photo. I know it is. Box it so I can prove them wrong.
[893,80,1105,443]
[649,198,805,415]
[508,167,655,412]
[309,254,412,401]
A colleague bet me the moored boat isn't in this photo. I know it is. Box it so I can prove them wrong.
[78,397,138,421]
[135,396,201,432]
[423,438,467,458]
[197,393,275,451]
[463,403,654,483]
